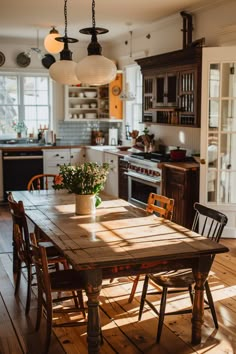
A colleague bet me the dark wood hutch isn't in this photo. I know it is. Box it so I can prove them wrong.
[136,46,202,128]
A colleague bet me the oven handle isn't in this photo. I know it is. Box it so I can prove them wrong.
[3,156,43,160]
[125,171,161,184]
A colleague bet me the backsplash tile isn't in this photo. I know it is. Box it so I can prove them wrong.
[58,121,121,145]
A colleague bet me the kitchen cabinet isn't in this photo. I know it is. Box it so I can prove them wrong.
[64,73,123,122]
[162,164,199,229]
[43,148,84,187]
[85,148,104,164]
[136,47,202,127]
[118,157,128,200]
[103,152,119,197]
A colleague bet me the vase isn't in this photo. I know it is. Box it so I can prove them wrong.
[75,194,96,215]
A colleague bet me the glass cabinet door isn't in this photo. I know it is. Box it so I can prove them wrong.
[207,62,236,204]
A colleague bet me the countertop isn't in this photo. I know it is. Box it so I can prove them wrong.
[0,143,199,169]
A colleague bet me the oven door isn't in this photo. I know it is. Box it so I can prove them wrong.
[127,174,161,208]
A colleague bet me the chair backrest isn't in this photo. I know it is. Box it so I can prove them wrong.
[27,174,57,191]
[146,193,175,220]
[31,233,52,305]
[192,202,228,243]
[8,192,31,264]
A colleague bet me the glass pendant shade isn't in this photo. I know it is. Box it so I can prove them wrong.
[75,55,116,85]
[49,60,80,85]
[44,27,64,54]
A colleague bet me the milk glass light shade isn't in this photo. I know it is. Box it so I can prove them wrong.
[49,60,80,85]
[44,27,64,54]
[75,55,117,86]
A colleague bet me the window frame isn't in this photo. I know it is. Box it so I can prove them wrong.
[0,71,52,139]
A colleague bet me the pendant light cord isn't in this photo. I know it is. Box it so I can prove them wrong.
[92,0,96,29]
[64,0,68,38]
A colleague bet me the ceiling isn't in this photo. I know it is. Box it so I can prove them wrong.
[1,0,215,45]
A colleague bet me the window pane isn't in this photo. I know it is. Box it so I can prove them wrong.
[220,171,236,203]
[0,74,50,138]
[209,64,220,98]
[221,63,236,97]
[207,169,217,202]
[209,99,219,128]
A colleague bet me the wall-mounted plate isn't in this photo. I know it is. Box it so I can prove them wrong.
[16,52,31,68]
[0,51,5,67]
[41,54,55,69]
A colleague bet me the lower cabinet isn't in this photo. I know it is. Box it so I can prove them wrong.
[103,152,119,197]
[43,148,84,188]
[162,165,199,229]
[118,157,128,201]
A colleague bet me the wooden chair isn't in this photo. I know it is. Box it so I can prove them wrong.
[30,233,87,353]
[138,202,228,343]
[27,173,57,191]
[128,193,175,303]
[7,192,68,315]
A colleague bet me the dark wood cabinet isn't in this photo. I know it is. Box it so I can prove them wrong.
[118,157,128,201]
[162,164,199,229]
[136,47,202,127]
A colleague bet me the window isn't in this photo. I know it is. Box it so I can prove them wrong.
[124,64,143,139]
[0,73,51,139]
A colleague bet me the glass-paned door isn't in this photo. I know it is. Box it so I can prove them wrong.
[201,47,236,237]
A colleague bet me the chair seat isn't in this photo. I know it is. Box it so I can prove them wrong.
[149,270,195,288]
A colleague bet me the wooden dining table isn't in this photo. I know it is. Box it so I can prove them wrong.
[12,190,229,353]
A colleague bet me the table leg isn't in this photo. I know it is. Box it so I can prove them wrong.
[84,269,103,353]
[191,256,211,344]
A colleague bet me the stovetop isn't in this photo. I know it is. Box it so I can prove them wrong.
[130,151,195,163]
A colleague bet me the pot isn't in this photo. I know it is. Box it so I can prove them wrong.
[170,147,186,161]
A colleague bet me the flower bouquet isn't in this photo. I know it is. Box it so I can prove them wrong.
[53,162,110,208]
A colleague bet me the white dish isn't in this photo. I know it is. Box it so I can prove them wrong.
[90,103,97,108]
[85,113,97,119]
[84,91,97,98]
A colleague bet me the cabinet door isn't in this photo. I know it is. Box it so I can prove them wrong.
[178,69,197,126]
[109,73,123,119]
[163,166,199,229]
[43,149,70,174]
[85,148,104,164]
[103,153,119,197]
[143,76,155,122]
[70,148,85,165]
[154,73,178,107]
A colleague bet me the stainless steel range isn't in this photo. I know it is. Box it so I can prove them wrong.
[123,151,194,208]
[123,152,164,208]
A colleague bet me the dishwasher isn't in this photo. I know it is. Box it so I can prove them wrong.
[3,150,44,200]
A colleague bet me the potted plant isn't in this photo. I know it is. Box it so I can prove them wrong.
[53,162,109,215]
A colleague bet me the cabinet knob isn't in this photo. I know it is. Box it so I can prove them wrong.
[200,158,206,165]
[71,155,74,158]
[57,163,60,166]
[55,154,59,157]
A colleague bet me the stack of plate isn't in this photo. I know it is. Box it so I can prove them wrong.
[85,113,97,119]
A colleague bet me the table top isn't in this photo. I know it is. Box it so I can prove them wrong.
[13,190,229,274]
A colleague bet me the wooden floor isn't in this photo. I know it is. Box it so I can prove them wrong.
[0,205,236,354]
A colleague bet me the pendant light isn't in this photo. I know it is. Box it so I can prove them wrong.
[49,0,80,85]
[44,26,64,54]
[75,0,117,86]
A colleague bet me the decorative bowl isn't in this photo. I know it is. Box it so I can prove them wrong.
[84,91,97,98]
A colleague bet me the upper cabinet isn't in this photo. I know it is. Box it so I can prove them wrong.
[64,73,123,122]
[136,47,202,127]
